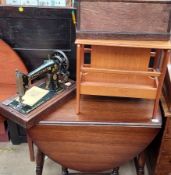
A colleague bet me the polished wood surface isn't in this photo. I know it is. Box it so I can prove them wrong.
[30,125,159,172]
[0,39,27,99]
[0,39,27,141]
[80,46,156,99]
[39,96,160,124]
[91,46,150,70]
[0,40,27,84]
[28,96,161,172]
[75,39,171,49]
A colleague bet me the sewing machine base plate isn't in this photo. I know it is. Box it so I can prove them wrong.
[0,80,75,128]
[9,83,63,114]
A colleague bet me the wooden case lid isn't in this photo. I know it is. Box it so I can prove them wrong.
[0,39,27,85]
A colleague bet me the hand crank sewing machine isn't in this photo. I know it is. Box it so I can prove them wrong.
[8,50,74,114]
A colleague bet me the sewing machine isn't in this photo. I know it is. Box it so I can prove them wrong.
[8,50,73,114]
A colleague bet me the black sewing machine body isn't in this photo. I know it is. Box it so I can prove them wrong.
[9,50,73,114]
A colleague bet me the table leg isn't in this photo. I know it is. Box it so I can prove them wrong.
[76,44,81,114]
[134,152,146,175]
[111,167,119,175]
[62,166,69,175]
[27,134,35,161]
[36,148,45,175]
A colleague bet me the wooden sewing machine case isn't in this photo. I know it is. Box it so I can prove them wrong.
[76,0,171,40]
[0,6,76,129]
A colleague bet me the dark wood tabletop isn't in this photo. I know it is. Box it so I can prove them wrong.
[28,95,162,172]
[39,95,161,127]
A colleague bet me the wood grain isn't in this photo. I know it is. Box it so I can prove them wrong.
[80,81,157,99]
[91,46,150,70]
[81,71,156,86]
[28,96,161,172]
[80,2,169,33]
[0,39,27,141]
[76,40,169,115]
[0,40,27,84]
[29,125,159,172]
[77,1,171,40]
[81,67,161,77]
[79,46,157,99]
[75,39,171,49]
[39,95,162,126]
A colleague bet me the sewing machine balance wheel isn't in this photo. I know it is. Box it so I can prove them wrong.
[51,50,70,83]
[52,50,69,71]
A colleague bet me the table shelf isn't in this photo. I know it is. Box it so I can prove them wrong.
[80,81,157,99]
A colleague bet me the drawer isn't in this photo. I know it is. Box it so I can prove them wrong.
[77,0,171,41]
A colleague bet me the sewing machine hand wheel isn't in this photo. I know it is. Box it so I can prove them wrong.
[51,50,69,72]
[51,50,70,83]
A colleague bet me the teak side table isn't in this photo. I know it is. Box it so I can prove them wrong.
[75,39,171,119]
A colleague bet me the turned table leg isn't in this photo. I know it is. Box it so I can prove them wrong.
[36,148,45,175]
[111,167,119,175]
[62,166,69,175]
[134,152,146,175]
